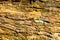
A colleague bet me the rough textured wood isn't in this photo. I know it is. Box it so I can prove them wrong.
[0,0,60,40]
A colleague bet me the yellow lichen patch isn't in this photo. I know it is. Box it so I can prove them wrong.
[32,2,43,8]
[0,29,5,33]
[0,5,21,14]
[26,11,41,19]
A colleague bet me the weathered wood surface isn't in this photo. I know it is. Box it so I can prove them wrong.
[0,0,60,40]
